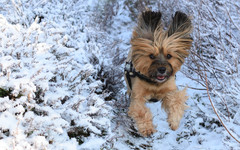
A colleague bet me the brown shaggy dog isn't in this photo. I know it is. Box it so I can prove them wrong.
[124,10,193,137]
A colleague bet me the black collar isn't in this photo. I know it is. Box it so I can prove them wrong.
[124,61,157,89]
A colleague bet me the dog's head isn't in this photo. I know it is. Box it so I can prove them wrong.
[131,11,193,83]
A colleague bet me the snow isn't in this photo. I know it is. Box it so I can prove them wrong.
[0,0,240,149]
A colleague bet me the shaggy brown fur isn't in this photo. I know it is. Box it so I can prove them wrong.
[125,10,193,137]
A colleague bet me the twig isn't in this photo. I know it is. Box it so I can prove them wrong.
[204,72,240,144]
[178,85,206,91]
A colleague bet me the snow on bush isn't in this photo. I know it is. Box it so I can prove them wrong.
[0,0,112,149]
[0,0,240,149]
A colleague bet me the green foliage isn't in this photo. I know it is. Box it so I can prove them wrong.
[0,88,22,100]
[0,88,10,98]
[67,127,91,145]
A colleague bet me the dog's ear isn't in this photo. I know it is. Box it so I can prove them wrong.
[165,11,193,60]
[168,11,192,38]
[132,10,162,41]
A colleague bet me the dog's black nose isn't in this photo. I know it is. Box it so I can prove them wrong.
[158,67,166,74]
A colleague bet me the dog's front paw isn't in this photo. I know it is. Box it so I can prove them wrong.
[138,122,156,137]
[168,118,180,131]
[169,122,179,131]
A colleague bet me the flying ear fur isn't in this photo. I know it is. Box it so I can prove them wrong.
[165,11,193,61]
[132,10,162,40]
[168,11,192,38]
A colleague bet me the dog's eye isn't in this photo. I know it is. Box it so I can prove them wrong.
[167,54,172,59]
[149,54,155,59]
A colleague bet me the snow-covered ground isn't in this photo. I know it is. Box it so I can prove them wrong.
[0,0,240,149]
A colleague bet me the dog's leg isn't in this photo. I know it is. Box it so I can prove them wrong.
[162,88,189,130]
[128,93,156,137]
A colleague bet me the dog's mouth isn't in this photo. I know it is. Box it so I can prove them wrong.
[157,75,166,80]
[149,71,172,83]
[155,75,168,83]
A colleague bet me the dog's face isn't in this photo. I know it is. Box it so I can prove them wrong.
[131,11,193,83]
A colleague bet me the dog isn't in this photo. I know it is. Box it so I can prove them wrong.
[124,10,193,137]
